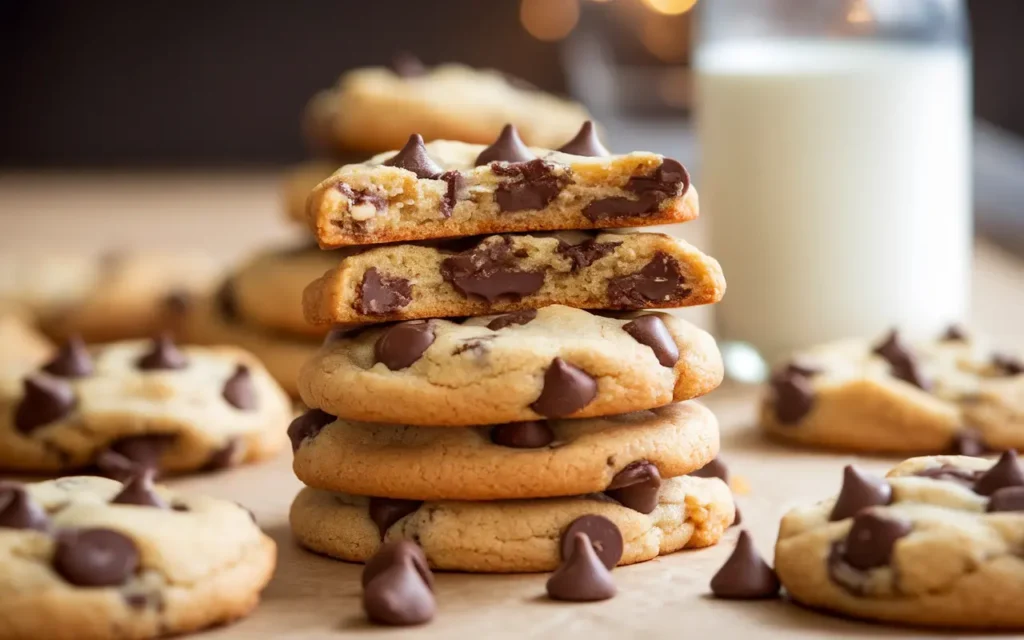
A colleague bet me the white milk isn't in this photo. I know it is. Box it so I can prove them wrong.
[696,40,971,364]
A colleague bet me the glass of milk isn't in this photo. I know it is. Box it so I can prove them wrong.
[695,0,971,373]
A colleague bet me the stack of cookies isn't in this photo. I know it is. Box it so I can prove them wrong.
[287,123,736,573]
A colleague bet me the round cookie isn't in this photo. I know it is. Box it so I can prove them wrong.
[281,160,339,224]
[0,336,292,474]
[290,475,734,573]
[775,454,1024,629]
[299,305,724,426]
[0,476,275,640]
[291,401,719,500]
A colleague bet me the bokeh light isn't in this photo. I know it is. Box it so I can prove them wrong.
[641,0,698,16]
[520,0,580,42]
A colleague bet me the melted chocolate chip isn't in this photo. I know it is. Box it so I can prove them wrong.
[838,512,912,571]
[383,134,443,179]
[136,333,188,371]
[769,367,815,425]
[368,498,423,540]
[530,358,597,418]
[53,529,140,587]
[974,450,1024,496]
[337,183,388,217]
[556,238,621,272]
[490,421,554,448]
[622,315,679,367]
[582,193,667,220]
[606,252,690,307]
[942,324,968,341]
[0,482,49,531]
[363,553,436,626]
[492,159,567,212]
[561,515,623,570]
[356,268,413,316]
[439,170,466,218]
[287,409,336,452]
[710,531,780,599]
[111,470,168,509]
[203,439,241,471]
[689,458,729,482]
[486,309,538,331]
[15,374,76,434]
[391,51,426,78]
[988,486,1024,512]
[362,540,434,590]
[872,330,931,390]
[440,236,545,302]
[215,279,239,322]
[604,461,662,514]
[222,365,257,410]
[558,121,610,157]
[993,353,1024,376]
[96,434,175,481]
[475,124,535,166]
[829,466,892,521]
[450,337,493,357]
[374,321,435,370]
[546,533,617,602]
[42,336,94,378]
[914,463,983,488]
[628,158,690,197]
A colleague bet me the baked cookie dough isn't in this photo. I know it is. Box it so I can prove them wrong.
[306,134,697,248]
[291,401,719,501]
[302,230,724,326]
[0,313,53,374]
[0,475,275,640]
[776,454,1024,629]
[298,305,724,426]
[0,335,291,474]
[290,474,734,573]
[762,328,1024,453]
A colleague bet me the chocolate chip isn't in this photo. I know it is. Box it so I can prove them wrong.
[622,315,679,367]
[547,532,617,602]
[490,421,554,448]
[363,552,436,626]
[362,540,434,590]
[556,238,621,272]
[53,528,140,587]
[987,486,1024,512]
[439,170,466,218]
[492,159,567,212]
[561,515,623,570]
[451,337,493,357]
[606,252,690,307]
[111,470,168,509]
[942,324,968,341]
[203,438,241,471]
[440,236,545,302]
[487,309,537,331]
[557,121,610,157]
[993,353,1024,376]
[872,330,931,390]
[837,512,911,571]
[368,498,423,540]
[530,358,597,418]
[710,530,780,599]
[391,51,426,78]
[769,367,815,425]
[475,124,535,166]
[374,321,435,370]
[0,482,49,531]
[15,374,76,434]
[287,409,335,452]
[383,134,443,179]
[582,193,667,221]
[136,333,188,371]
[604,461,662,514]
[222,365,257,410]
[96,434,174,481]
[689,458,728,482]
[913,463,983,488]
[42,336,94,378]
[829,466,892,521]
[356,268,413,316]
[214,279,239,322]
[627,158,690,197]
[974,450,1024,496]
[949,429,987,456]
[337,182,388,217]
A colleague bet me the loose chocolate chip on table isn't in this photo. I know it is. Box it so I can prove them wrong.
[0,482,49,531]
[475,124,536,166]
[374,321,436,371]
[391,51,426,78]
[288,409,336,452]
[913,463,983,487]
[53,528,140,587]
[136,333,188,371]
[356,268,413,315]
[769,368,815,425]
[949,429,987,456]
[530,358,598,418]
[362,540,434,590]
[440,237,545,302]
[604,461,662,514]
[490,421,555,448]
[547,532,617,602]
[363,554,436,626]
[14,374,76,434]
[111,470,168,509]
[42,335,94,378]
[993,353,1024,376]
[561,515,624,569]
[710,530,780,599]
[829,466,892,521]
[439,170,466,218]
[988,486,1024,512]
[558,121,611,157]
[96,434,175,480]
[487,309,537,331]
[974,450,1024,496]
[622,315,680,367]
[872,329,931,390]
[942,324,968,341]
[368,498,423,540]
[222,365,257,410]
[690,457,729,483]
[836,511,912,571]
[492,159,567,212]
[383,134,443,179]
[214,279,239,322]
[556,238,621,272]
[606,252,690,307]
[203,438,241,471]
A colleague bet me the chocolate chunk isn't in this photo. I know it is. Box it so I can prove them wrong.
[368,498,423,540]
[96,434,175,481]
[769,367,815,425]
[53,528,140,587]
[949,429,987,456]
[440,237,545,302]
[829,466,892,521]
[689,458,728,482]
[0,482,49,531]
[222,365,257,410]
[439,170,466,218]
[356,268,413,316]
[486,309,537,331]
[203,439,241,471]
[162,290,191,316]
[710,530,780,599]
[14,374,76,434]
[988,486,1024,512]
[838,512,912,571]
[627,158,690,197]
[383,134,443,179]
[136,333,188,371]
[490,421,554,448]
[993,353,1024,376]
[942,324,968,341]
[214,279,239,322]
[336,182,388,217]
[974,450,1024,496]
[558,121,610,157]
[583,193,666,220]
[42,336,94,378]
[492,159,567,212]
[111,470,168,509]
[475,124,535,166]
[561,515,623,569]
[363,553,436,626]
[374,321,435,370]
[556,238,621,272]
[530,358,597,418]
[606,252,690,307]
[547,532,617,602]
[604,461,662,514]
[872,330,931,390]
[362,540,434,590]
[287,409,336,452]
[913,463,983,488]
[622,315,679,367]
[391,51,426,78]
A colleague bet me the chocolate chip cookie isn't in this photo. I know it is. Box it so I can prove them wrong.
[298,305,723,426]
[290,474,734,573]
[762,328,1024,454]
[776,454,1024,629]
[0,335,291,474]
[0,475,275,640]
[302,230,724,326]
